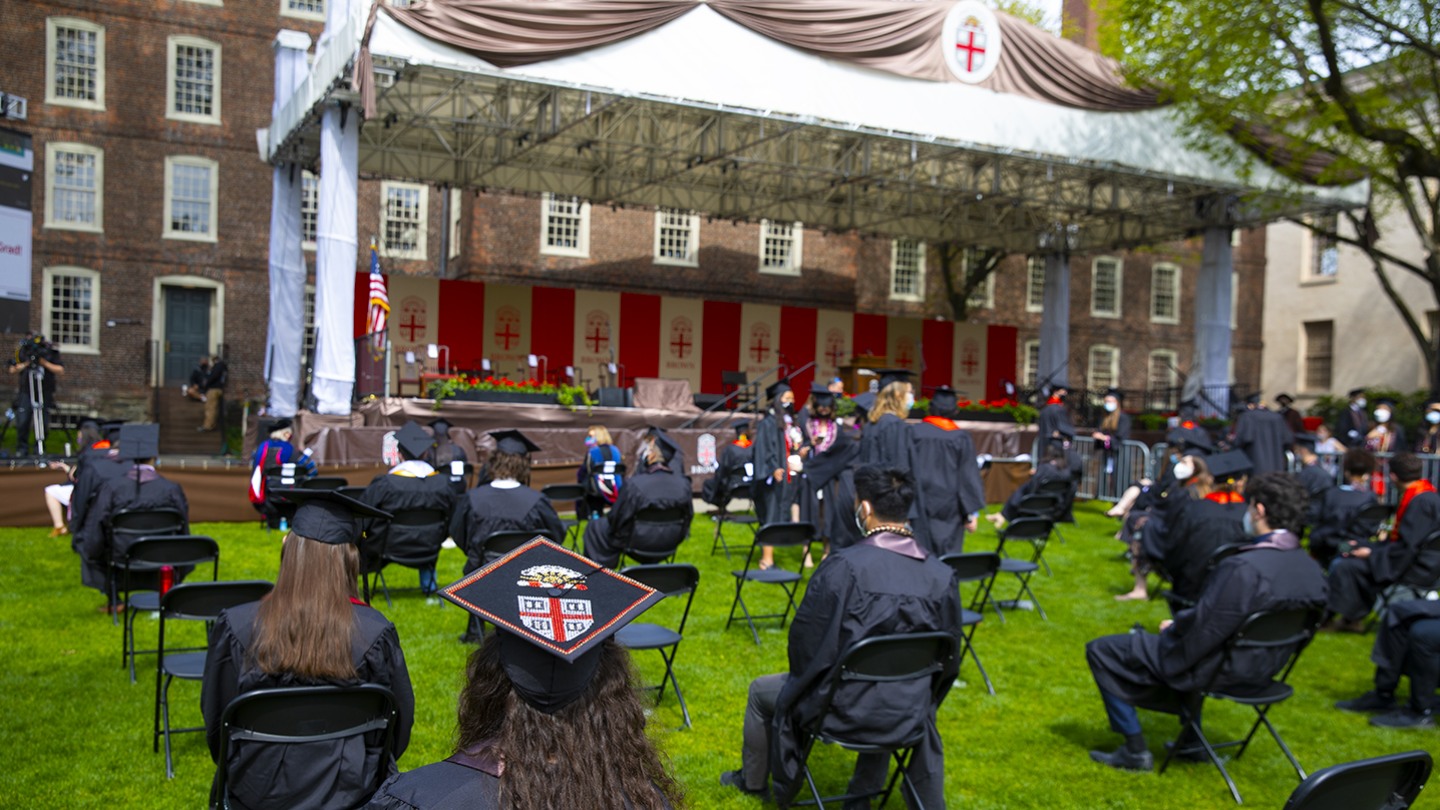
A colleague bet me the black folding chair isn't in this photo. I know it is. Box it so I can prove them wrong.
[214,684,401,810]
[1369,529,1440,630]
[106,507,187,625]
[540,483,588,549]
[993,516,1050,620]
[1159,542,1248,618]
[620,505,691,567]
[940,552,999,695]
[616,564,700,729]
[120,535,219,683]
[301,476,350,491]
[1158,607,1326,804]
[711,481,759,559]
[791,631,957,810]
[726,522,816,645]
[153,580,274,779]
[1281,749,1432,810]
[365,507,449,607]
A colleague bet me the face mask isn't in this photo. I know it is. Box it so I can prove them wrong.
[1375,409,1391,424]
[1427,411,1440,425]
[1057,393,1068,402]
[1356,397,1367,409]
[1242,509,1255,536]
[1173,460,1194,481]
[1104,401,1118,413]
[854,504,868,534]
[904,393,916,410]
[782,401,795,414]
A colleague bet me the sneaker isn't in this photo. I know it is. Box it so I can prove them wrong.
[1335,691,1397,714]
[719,770,769,799]
[1370,708,1435,729]
[1089,746,1154,772]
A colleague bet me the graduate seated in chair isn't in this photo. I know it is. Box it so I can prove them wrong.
[719,465,963,807]
[701,421,753,510]
[1308,448,1378,568]
[989,441,1072,529]
[1334,598,1440,729]
[582,429,693,569]
[361,421,459,596]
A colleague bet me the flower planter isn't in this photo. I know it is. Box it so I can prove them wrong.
[955,410,1020,424]
[451,390,557,405]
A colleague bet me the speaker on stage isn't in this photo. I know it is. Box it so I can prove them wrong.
[598,387,632,408]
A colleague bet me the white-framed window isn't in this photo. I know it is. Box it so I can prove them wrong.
[1025,256,1045,312]
[1022,339,1040,388]
[1091,256,1122,318]
[282,0,325,20]
[540,193,589,258]
[759,220,803,275]
[300,170,318,250]
[303,283,317,360]
[1304,214,1339,280]
[1087,344,1119,392]
[654,208,700,266]
[163,155,218,241]
[46,17,105,110]
[889,238,925,301]
[1303,320,1333,391]
[166,36,221,125]
[1150,263,1179,324]
[380,181,428,259]
[44,142,103,232]
[42,266,100,354]
[1147,350,1178,411]
[964,249,994,309]
[448,188,463,259]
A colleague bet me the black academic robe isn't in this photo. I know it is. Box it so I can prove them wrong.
[422,439,467,469]
[857,414,931,547]
[364,749,674,810]
[1231,407,1294,476]
[1142,496,1247,603]
[68,446,126,542]
[701,440,753,507]
[753,410,808,526]
[1419,425,1440,455]
[1361,490,1440,585]
[770,537,963,808]
[451,484,566,572]
[910,419,986,556]
[201,599,414,810]
[1335,406,1369,448]
[1309,485,1378,561]
[74,468,189,593]
[1367,423,1409,454]
[1036,401,1074,442]
[1296,463,1335,527]
[1279,406,1306,437]
[800,422,861,549]
[1000,462,1071,522]
[1088,545,1327,710]
[361,468,459,574]
[582,463,694,567]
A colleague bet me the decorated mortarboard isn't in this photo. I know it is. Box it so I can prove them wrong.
[875,367,914,389]
[440,539,663,713]
[648,427,680,462]
[1293,433,1318,451]
[1348,387,1367,399]
[490,429,541,455]
[765,378,792,400]
[269,487,393,546]
[394,421,435,459]
[1206,450,1253,481]
[117,424,160,461]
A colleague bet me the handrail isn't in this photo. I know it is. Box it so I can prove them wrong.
[681,360,816,430]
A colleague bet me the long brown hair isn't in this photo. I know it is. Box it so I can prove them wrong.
[867,382,912,423]
[456,636,684,810]
[490,450,532,486]
[250,534,359,679]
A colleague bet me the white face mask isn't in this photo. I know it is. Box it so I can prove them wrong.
[1426,411,1440,425]
[904,392,916,410]
[1356,397,1367,409]
[1375,408,1391,424]
[1173,460,1194,481]
[1104,401,1118,413]
[1242,509,1255,536]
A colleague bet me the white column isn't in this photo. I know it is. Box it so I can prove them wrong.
[1037,251,1070,389]
[264,30,311,418]
[1193,226,1234,417]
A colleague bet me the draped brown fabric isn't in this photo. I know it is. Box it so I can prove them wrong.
[987,12,1162,111]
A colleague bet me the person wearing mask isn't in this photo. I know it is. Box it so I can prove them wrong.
[800,384,862,556]
[1366,397,1408,455]
[752,379,808,530]
[203,489,414,810]
[367,540,682,809]
[583,429,693,569]
[1275,393,1306,436]
[1335,387,1370,448]
[1036,384,1075,450]
[1310,448,1379,568]
[1113,453,1211,602]
[911,385,983,556]
[1417,401,1440,454]
[1091,388,1133,500]
[361,421,459,597]
[1136,451,1252,606]
[578,425,625,518]
[1314,424,1344,455]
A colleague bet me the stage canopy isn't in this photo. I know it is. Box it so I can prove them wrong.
[263,0,1367,255]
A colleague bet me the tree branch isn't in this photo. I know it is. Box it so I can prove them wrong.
[1326,0,1440,61]
[1284,215,1429,280]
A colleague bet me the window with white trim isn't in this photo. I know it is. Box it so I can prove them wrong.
[759,220,803,275]
[654,208,699,266]
[1025,256,1045,312]
[380,181,427,259]
[1087,345,1119,392]
[1147,350,1178,411]
[45,142,103,232]
[1091,256,1122,318]
[1022,340,1040,388]
[42,266,100,354]
[1150,263,1179,324]
[1303,320,1333,391]
[163,156,218,241]
[541,193,589,257]
[1307,214,1339,279]
[46,18,105,110]
[448,188,463,259]
[965,250,994,309]
[166,36,221,125]
[889,238,925,301]
[300,170,318,250]
[282,0,325,20]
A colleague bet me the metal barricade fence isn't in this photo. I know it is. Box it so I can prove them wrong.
[1033,437,1150,503]
[1286,450,1440,507]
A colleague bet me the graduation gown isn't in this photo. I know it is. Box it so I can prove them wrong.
[800,423,861,549]
[857,414,931,547]
[1309,485,1378,560]
[364,749,674,810]
[1088,545,1327,711]
[752,411,807,526]
[1360,489,1440,584]
[422,440,467,469]
[68,446,126,542]
[74,468,189,593]
[1000,463,1071,521]
[582,463,694,566]
[1036,402,1074,442]
[1231,407,1294,476]
[1335,406,1369,448]
[910,418,985,556]
[1296,463,1335,527]
[360,468,459,574]
[451,484,566,573]
[1142,495,1247,603]
[770,536,963,808]
[201,599,414,810]
[701,440,752,507]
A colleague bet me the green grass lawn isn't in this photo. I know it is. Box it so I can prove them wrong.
[1,501,1432,809]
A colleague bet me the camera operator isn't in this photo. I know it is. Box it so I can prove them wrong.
[8,333,64,457]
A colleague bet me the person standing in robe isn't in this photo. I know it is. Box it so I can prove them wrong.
[1275,393,1306,436]
[911,386,984,556]
[1335,387,1370,448]
[856,368,930,549]
[1036,384,1075,451]
[1090,388,1132,500]
[799,384,861,556]
[752,379,807,528]
[361,421,459,596]
[582,430,694,569]
[1416,401,1440,454]
[1230,393,1293,476]
[1366,397,1408,455]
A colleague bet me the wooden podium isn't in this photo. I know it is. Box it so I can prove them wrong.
[839,355,888,395]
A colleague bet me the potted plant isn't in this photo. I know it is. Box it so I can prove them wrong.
[427,376,594,410]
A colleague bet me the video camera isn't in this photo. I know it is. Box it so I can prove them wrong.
[16,333,53,369]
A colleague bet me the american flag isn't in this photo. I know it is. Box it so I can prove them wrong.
[367,241,388,351]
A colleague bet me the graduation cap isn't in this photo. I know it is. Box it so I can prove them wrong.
[440,539,662,713]
[1242,392,1262,406]
[765,378,792,400]
[875,368,914,389]
[851,392,876,414]
[729,419,752,436]
[491,429,541,456]
[1275,393,1295,406]
[1374,397,1397,409]
[1180,433,1214,454]
[648,427,680,462]
[429,418,453,435]
[269,487,393,546]
[808,382,836,405]
[394,421,434,460]
[1104,387,1124,401]
[117,424,159,461]
[1206,450,1253,482]
[99,419,126,441]
[930,385,960,412]
[1293,433,1318,451]
[266,417,293,433]
[1348,387,1367,399]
